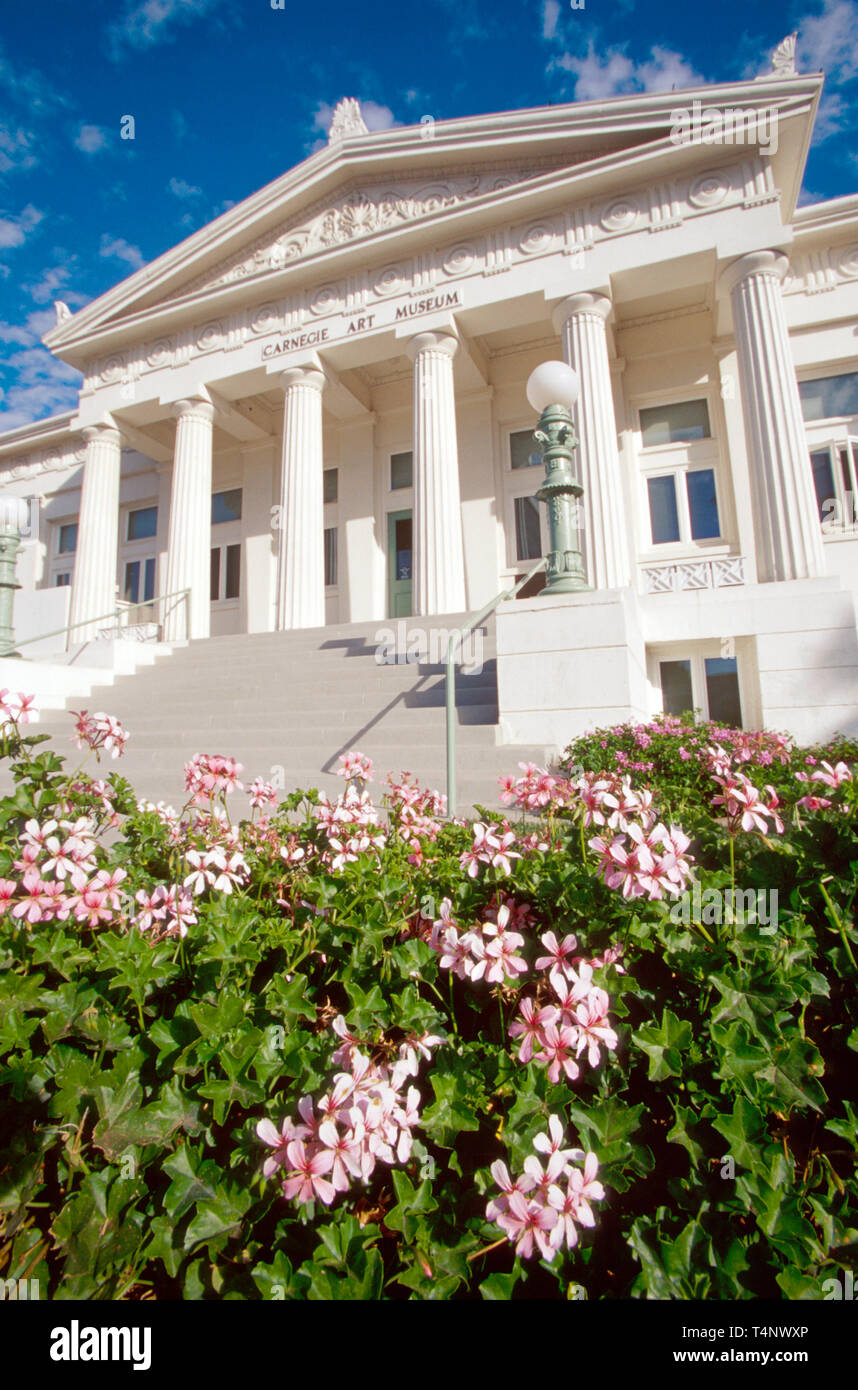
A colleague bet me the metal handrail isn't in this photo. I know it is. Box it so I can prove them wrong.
[445,558,547,817]
[15,588,191,652]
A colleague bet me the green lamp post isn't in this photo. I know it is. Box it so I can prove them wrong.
[0,497,28,659]
[526,360,590,595]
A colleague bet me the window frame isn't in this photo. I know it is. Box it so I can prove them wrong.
[503,422,550,570]
[649,640,748,729]
[210,541,242,604]
[633,389,732,562]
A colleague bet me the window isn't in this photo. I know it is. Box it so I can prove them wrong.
[514,495,543,561]
[324,468,338,504]
[807,440,858,533]
[212,489,242,525]
[390,452,413,490]
[210,543,241,601]
[58,523,78,554]
[127,506,158,541]
[124,557,156,605]
[324,527,338,586]
[659,654,743,727]
[799,372,858,422]
[55,573,71,587]
[646,468,721,545]
[509,430,542,470]
[640,399,711,447]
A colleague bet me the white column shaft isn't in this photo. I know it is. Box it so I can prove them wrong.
[68,425,121,642]
[726,251,825,582]
[276,369,326,630]
[555,294,630,590]
[408,333,466,615]
[164,399,215,641]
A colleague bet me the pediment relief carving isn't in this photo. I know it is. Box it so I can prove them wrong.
[162,163,577,304]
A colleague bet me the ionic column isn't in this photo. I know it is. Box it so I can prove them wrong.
[553,293,630,589]
[722,250,825,582]
[164,397,215,641]
[275,366,326,630]
[406,331,466,615]
[68,423,121,643]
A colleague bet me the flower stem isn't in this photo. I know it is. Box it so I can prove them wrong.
[819,880,857,970]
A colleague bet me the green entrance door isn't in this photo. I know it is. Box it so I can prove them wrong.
[387,510,413,617]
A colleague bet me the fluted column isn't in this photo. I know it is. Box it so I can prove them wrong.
[553,293,630,589]
[722,250,825,582]
[275,366,326,630]
[164,397,215,641]
[68,423,121,643]
[406,331,466,615]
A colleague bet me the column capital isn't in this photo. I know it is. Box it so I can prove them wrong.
[278,366,326,394]
[552,292,612,333]
[173,396,216,424]
[82,422,121,447]
[405,330,458,361]
[720,249,791,296]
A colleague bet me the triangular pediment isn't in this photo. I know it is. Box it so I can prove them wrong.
[43,74,823,365]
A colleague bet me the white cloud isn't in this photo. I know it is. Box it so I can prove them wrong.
[99,234,145,270]
[542,0,560,41]
[168,176,203,199]
[106,0,226,59]
[799,0,858,82]
[812,91,847,143]
[75,124,108,154]
[25,264,73,305]
[553,41,704,100]
[0,348,82,429]
[0,124,37,173]
[0,204,43,250]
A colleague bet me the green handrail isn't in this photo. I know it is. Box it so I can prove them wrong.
[445,558,547,818]
[15,588,191,652]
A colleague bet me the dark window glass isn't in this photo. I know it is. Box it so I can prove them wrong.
[809,450,836,521]
[323,468,338,504]
[514,495,542,560]
[225,544,241,599]
[647,475,681,543]
[124,561,141,605]
[798,372,858,422]
[210,548,220,601]
[705,657,742,727]
[58,523,78,554]
[394,516,412,580]
[640,399,710,446]
[660,660,694,717]
[391,452,413,490]
[212,489,242,525]
[686,468,720,539]
[128,506,158,540]
[144,556,156,602]
[510,430,542,469]
[55,572,71,587]
[324,527,338,586]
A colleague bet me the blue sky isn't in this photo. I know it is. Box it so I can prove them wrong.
[1,0,856,432]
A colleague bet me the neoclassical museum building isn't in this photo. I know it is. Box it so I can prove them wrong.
[1,44,857,763]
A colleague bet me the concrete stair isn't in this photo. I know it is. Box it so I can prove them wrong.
[25,615,557,813]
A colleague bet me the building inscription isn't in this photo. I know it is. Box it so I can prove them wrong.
[261,289,462,360]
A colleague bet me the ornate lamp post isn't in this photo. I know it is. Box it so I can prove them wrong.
[0,497,29,659]
[526,361,589,595]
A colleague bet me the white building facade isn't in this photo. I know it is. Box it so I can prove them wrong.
[2,62,858,748]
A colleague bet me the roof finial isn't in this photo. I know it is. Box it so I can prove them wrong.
[770,32,798,77]
[328,98,369,143]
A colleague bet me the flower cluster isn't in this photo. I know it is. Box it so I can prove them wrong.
[431,898,530,985]
[0,689,35,729]
[586,775,693,901]
[315,785,386,870]
[184,753,244,803]
[257,1021,442,1207]
[486,1116,605,1261]
[72,710,129,760]
[386,772,446,863]
[795,759,853,813]
[707,745,784,836]
[133,883,197,939]
[509,933,619,1081]
[0,816,126,928]
[248,777,279,814]
[336,750,374,784]
[499,762,574,812]
[459,822,521,878]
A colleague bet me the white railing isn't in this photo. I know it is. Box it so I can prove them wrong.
[640,555,746,595]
